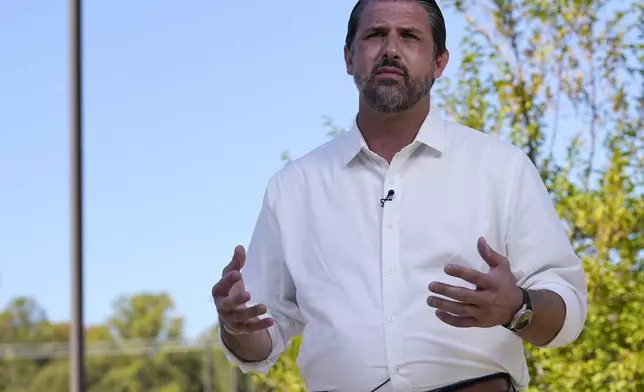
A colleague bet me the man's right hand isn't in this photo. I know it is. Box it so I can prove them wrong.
[212,245,274,335]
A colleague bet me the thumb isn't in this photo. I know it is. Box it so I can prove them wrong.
[223,245,246,275]
[232,245,246,271]
[477,237,507,269]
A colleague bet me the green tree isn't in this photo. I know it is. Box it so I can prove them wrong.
[249,336,304,392]
[0,293,248,392]
[108,292,182,341]
[0,297,62,391]
[265,0,643,390]
[90,292,196,392]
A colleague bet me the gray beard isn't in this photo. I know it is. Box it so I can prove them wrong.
[354,73,433,113]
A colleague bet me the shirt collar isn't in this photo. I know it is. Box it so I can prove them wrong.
[341,103,446,166]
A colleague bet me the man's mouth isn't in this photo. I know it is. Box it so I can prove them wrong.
[375,66,405,77]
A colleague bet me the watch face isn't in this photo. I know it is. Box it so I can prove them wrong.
[514,310,533,330]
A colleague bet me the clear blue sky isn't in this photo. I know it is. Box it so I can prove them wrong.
[0,1,468,338]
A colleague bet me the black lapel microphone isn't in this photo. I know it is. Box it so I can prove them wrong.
[380,189,395,207]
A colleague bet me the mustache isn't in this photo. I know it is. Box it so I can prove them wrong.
[371,58,408,76]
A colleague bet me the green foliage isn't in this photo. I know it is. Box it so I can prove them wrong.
[108,292,182,341]
[250,336,304,392]
[0,293,246,392]
[261,0,644,391]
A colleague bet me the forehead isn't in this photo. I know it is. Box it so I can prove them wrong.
[358,1,430,31]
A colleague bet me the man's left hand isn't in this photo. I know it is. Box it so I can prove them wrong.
[427,237,523,328]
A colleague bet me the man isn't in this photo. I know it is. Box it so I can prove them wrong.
[211,0,588,391]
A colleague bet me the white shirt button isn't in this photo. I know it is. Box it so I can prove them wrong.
[387,268,394,275]
[387,316,395,323]
[394,367,400,374]
[387,223,394,229]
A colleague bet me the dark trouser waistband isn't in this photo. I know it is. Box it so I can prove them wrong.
[316,372,516,392]
[425,372,515,392]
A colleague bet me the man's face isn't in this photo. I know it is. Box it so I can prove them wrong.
[345,0,448,113]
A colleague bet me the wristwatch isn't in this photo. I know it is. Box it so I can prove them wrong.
[503,287,533,332]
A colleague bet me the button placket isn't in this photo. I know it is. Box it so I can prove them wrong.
[381,156,409,390]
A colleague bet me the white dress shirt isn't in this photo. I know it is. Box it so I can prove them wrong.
[218,105,588,392]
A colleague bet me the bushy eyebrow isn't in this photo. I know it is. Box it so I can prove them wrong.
[362,17,425,30]
[361,24,425,36]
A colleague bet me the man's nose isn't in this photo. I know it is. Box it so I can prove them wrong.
[381,36,401,59]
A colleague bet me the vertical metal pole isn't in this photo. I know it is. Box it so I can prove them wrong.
[69,0,85,391]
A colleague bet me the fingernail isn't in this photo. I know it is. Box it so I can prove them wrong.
[483,238,492,255]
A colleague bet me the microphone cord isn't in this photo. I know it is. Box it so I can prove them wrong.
[370,377,391,392]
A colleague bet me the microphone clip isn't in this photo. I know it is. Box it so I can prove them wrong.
[380,189,395,207]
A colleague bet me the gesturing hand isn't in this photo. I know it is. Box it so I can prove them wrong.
[427,237,523,328]
[212,245,274,334]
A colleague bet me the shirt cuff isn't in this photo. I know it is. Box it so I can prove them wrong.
[216,304,280,374]
[528,284,586,348]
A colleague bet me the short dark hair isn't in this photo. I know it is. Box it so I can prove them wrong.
[345,0,447,56]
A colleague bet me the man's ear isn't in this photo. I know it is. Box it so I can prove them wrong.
[432,49,449,80]
[344,45,354,75]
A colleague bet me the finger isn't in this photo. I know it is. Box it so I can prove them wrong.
[442,264,496,290]
[218,290,251,313]
[477,237,509,269]
[428,281,487,304]
[229,316,275,333]
[212,271,242,298]
[434,310,478,328]
[427,296,479,317]
[227,303,268,323]
[222,245,246,276]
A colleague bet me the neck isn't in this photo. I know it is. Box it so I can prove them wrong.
[356,95,431,162]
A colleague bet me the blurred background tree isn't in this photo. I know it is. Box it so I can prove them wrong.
[0,294,238,392]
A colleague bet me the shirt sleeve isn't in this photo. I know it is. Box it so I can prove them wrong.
[505,151,588,349]
[216,176,305,373]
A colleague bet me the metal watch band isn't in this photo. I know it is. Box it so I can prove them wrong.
[520,287,532,311]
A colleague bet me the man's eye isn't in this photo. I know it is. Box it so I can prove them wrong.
[367,31,386,38]
[403,33,418,40]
